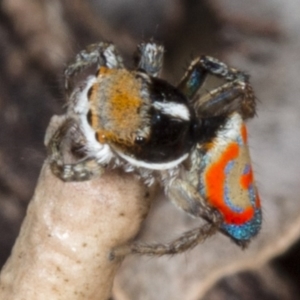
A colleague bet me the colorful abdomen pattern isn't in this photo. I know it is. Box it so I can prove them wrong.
[199,112,261,241]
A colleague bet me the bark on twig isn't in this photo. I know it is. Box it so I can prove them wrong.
[0,159,151,299]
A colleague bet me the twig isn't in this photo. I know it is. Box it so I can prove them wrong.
[0,151,151,299]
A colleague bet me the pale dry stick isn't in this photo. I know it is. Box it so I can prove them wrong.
[0,122,152,300]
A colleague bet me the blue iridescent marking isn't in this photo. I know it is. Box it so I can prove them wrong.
[185,67,206,98]
[248,184,256,206]
[221,209,262,240]
[243,164,250,175]
[225,159,234,174]
[236,134,243,146]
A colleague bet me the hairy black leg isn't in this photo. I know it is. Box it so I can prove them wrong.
[195,80,256,119]
[136,42,164,77]
[110,215,222,257]
[110,176,224,257]
[178,56,256,119]
[46,118,104,182]
[64,42,124,92]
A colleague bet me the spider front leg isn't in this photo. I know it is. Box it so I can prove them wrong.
[110,178,223,257]
[46,117,105,182]
[135,42,164,77]
[178,56,256,119]
[64,42,124,92]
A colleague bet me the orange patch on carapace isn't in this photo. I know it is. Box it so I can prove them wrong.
[88,67,148,147]
[98,67,143,130]
[97,66,112,76]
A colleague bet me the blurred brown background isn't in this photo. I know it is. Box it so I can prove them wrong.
[0,1,300,299]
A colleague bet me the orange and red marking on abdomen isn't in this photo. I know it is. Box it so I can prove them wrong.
[199,116,261,241]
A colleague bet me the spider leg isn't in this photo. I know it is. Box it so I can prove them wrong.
[136,42,164,77]
[110,178,223,257]
[178,56,256,119]
[46,118,104,182]
[110,220,221,258]
[64,42,124,92]
[196,80,256,119]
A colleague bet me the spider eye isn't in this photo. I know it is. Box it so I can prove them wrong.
[196,119,202,129]
[135,136,146,145]
[152,112,162,124]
